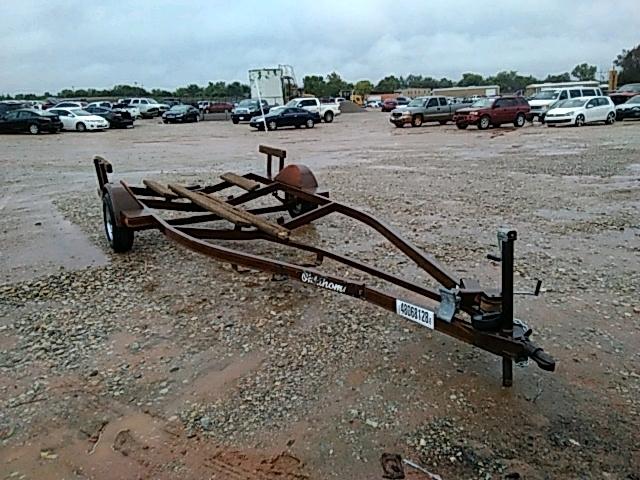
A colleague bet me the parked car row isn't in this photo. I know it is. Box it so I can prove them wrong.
[387,90,633,130]
[389,96,472,127]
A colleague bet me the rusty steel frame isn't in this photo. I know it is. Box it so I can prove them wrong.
[94,148,555,386]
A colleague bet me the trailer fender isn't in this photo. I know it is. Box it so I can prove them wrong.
[274,164,318,193]
[103,183,140,227]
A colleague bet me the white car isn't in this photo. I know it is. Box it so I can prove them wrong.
[545,96,616,127]
[529,86,603,121]
[48,108,109,131]
[87,101,113,109]
[51,101,86,110]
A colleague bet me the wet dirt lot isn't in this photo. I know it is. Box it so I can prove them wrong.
[1,113,639,479]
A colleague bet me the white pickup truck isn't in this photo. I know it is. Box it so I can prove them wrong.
[270,97,341,123]
[125,98,170,118]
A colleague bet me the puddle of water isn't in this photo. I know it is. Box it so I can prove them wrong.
[0,191,107,285]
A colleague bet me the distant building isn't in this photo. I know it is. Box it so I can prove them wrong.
[398,88,432,98]
[432,85,500,98]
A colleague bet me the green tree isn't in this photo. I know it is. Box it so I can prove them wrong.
[303,75,328,97]
[226,81,249,97]
[354,80,373,95]
[571,63,597,81]
[204,81,227,98]
[374,75,402,92]
[457,72,486,87]
[174,84,203,98]
[614,44,640,84]
[150,88,173,98]
[485,71,539,93]
[325,71,351,96]
[544,72,571,83]
[436,77,453,88]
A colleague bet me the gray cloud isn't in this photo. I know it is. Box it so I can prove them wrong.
[1,0,638,94]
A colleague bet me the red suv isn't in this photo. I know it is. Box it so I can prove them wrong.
[453,96,530,130]
[381,98,398,112]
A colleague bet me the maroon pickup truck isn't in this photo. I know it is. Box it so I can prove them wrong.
[453,96,530,130]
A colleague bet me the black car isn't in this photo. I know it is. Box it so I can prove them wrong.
[249,107,319,130]
[163,98,182,107]
[231,99,270,124]
[0,108,62,134]
[84,106,134,128]
[162,105,201,123]
[615,95,640,120]
[0,101,29,116]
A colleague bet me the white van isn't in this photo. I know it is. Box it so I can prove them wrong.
[528,86,603,121]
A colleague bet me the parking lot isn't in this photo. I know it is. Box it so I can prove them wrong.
[1,113,639,478]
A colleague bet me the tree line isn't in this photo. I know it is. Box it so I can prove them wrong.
[2,43,638,101]
[1,81,250,101]
[304,63,601,98]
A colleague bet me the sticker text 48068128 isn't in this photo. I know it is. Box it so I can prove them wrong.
[395,299,435,330]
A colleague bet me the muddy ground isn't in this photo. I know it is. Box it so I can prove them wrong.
[0,113,639,479]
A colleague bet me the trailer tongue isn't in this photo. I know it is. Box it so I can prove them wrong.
[94,145,555,386]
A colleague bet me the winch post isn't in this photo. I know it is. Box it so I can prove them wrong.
[499,228,517,387]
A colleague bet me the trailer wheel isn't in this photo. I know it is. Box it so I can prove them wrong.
[102,194,134,253]
[286,196,317,218]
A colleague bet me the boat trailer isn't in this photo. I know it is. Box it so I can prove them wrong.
[94,145,555,386]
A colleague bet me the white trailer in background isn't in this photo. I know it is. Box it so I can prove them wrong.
[249,65,298,106]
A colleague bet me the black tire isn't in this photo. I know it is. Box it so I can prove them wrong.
[286,194,317,218]
[102,194,134,253]
[163,120,169,124]
[478,115,490,130]
[267,120,277,131]
[605,112,615,125]
[616,112,624,121]
[456,122,468,130]
[28,123,39,135]
[514,113,525,127]
[76,122,86,132]
[575,114,585,127]
[323,111,334,123]
[232,118,239,124]
[305,119,314,128]
[411,115,423,127]
[493,123,501,128]
[295,124,301,129]
[439,120,448,125]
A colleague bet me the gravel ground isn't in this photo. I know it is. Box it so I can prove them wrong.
[0,114,639,479]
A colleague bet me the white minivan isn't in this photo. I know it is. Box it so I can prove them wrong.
[528,86,603,121]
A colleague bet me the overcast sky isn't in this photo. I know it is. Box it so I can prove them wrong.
[1,0,638,94]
